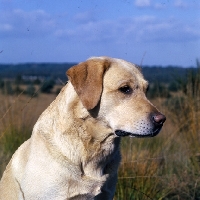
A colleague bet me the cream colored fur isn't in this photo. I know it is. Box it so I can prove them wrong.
[0,57,165,200]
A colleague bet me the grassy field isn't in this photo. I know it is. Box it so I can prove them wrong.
[0,75,200,199]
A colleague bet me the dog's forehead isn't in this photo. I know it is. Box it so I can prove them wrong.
[88,56,147,85]
[88,56,142,76]
[112,58,141,74]
[108,58,146,84]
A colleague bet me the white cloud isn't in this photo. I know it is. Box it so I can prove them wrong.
[55,14,200,46]
[154,3,166,9]
[1,8,199,61]
[55,20,120,43]
[0,6,199,66]
[135,17,197,43]
[73,11,96,24]
[0,23,13,31]
[174,0,188,8]
[0,9,57,38]
[134,0,151,7]
[1,8,199,45]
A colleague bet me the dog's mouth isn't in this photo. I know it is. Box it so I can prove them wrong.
[115,127,162,138]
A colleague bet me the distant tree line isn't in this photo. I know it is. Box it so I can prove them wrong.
[0,60,199,98]
[0,75,59,97]
[0,63,76,82]
[0,62,197,84]
[146,59,200,99]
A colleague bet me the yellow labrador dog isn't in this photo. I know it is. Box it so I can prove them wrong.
[0,57,166,200]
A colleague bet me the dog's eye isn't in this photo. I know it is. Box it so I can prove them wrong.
[119,85,133,94]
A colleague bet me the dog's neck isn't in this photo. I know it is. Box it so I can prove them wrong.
[34,83,121,177]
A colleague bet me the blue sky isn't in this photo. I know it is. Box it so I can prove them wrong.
[0,0,200,67]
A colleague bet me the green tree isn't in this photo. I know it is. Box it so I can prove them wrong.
[15,74,23,85]
[26,84,36,96]
[2,81,13,95]
[147,83,170,99]
[0,79,4,89]
[14,84,23,95]
[33,78,41,85]
[40,79,55,93]
[168,81,180,92]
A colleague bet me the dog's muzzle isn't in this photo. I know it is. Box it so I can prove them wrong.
[115,113,166,138]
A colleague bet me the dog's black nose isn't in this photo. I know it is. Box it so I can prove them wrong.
[152,113,166,126]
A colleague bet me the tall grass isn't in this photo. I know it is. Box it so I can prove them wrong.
[0,93,32,176]
[0,91,56,177]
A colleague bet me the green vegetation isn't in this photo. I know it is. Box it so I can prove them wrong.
[0,126,31,156]
[0,62,200,199]
[26,84,36,96]
[0,62,197,84]
[147,83,171,99]
[0,63,75,81]
[40,79,55,93]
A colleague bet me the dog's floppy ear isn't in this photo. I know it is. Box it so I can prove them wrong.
[66,59,110,110]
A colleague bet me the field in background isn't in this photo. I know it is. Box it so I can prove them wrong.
[0,92,57,174]
[0,68,200,199]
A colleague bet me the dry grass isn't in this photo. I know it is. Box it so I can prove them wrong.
[0,92,57,177]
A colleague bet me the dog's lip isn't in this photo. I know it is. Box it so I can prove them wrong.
[115,127,162,138]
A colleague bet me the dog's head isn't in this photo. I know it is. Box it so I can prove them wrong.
[67,57,166,138]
